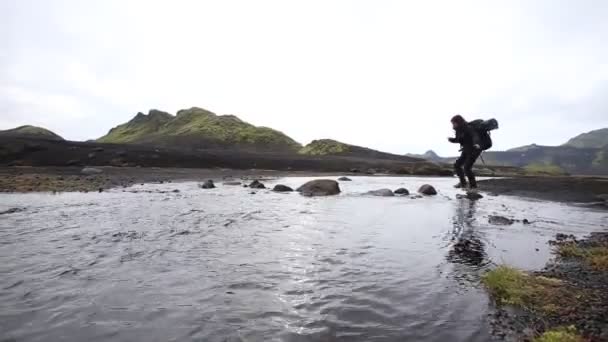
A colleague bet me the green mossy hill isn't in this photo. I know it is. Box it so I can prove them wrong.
[563,128,608,148]
[300,139,421,162]
[97,107,301,152]
[0,125,64,141]
[299,139,351,155]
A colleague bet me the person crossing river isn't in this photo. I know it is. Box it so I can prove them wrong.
[448,115,498,189]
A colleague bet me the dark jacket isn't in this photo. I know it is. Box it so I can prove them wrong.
[449,124,480,152]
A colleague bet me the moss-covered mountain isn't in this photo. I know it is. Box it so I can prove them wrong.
[300,139,421,162]
[97,107,302,152]
[0,125,64,141]
[563,128,608,148]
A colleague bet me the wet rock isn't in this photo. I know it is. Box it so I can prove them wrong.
[410,194,423,199]
[394,188,409,195]
[66,159,80,166]
[349,168,361,173]
[297,179,341,196]
[273,184,294,192]
[223,181,242,186]
[488,215,515,225]
[249,180,266,189]
[81,167,103,175]
[366,189,394,197]
[418,184,437,195]
[98,188,104,193]
[456,191,483,200]
[0,207,25,215]
[523,219,531,224]
[338,177,352,181]
[172,189,180,193]
[200,180,215,189]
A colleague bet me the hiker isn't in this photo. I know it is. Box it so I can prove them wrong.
[448,115,482,189]
[448,115,499,189]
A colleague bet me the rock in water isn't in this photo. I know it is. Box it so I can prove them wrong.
[273,184,294,192]
[200,180,215,189]
[366,189,395,197]
[394,188,409,195]
[418,184,437,195]
[488,215,514,225]
[249,180,266,189]
[81,167,103,175]
[296,179,341,196]
[456,191,484,200]
[338,177,352,181]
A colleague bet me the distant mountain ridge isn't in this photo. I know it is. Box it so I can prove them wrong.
[563,128,608,148]
[405,150,442,162]
[97,107,302,152]
[0,125,64,141]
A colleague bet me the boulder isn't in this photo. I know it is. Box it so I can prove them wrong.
[366,189,394,197]
[296,179,341,196]
[338,177,352,181]
[394,188,409,195]
[249,180,266,189]
[223,181,242,186]
[200,180,215,189]
[418,184,437,195]
[456,191,483,200]
[488,215,514,225]
[81,167,103,175]
[273,184,294,192]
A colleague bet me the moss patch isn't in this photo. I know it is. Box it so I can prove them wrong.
[556,242,608,271]
[482,266,573,313]
[524,163,567,176]
[533,327,584,342]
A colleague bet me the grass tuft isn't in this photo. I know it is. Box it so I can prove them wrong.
[533,326,584,342]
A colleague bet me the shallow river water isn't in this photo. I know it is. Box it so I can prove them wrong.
[1,176,607,342]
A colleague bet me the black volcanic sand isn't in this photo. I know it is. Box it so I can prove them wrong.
[0,167,337,193]
[479,177,608,204]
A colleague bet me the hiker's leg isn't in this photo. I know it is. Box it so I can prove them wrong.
[454,152,467,186]
[464,150,481,188]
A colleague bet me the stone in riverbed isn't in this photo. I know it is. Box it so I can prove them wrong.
[249,180,266,189]
[273,184,294,192]
[200,180,215,189]
[456,191,483,200]
[488,215,514,225]
[338,177,352,181]
[366,189,394,197]
[297,179,341,196]
[418,184,437,195]
[394,188,409,195]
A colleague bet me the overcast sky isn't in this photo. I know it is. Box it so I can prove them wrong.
[2,0,607,155]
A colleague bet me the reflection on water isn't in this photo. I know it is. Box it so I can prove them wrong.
[1,176,606,342]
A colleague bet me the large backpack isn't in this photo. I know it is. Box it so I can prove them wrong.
[468,118,499,150]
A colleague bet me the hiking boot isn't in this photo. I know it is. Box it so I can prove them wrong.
[454,182,468,189]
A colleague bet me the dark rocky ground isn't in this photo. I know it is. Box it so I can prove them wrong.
[488,233,608,341]
[478,177,608,204]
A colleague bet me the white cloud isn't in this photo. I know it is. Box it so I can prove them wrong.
[1,0,607,155]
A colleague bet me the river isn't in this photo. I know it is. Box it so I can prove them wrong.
[1,176,606,341]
